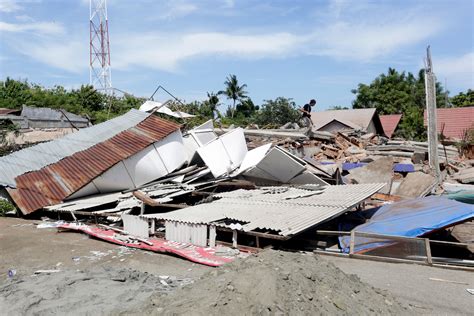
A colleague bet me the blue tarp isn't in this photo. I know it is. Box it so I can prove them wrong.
[340,196,474,253]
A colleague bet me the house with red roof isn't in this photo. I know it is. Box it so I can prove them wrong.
[379,114,402,138]
[423,107,474,140]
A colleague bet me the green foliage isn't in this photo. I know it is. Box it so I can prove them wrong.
[218,74,248,118]
[0,199,15,216]
[235,98,258,117]
[450,89,474,107]
[0,78,145,124]
[254,97,300,128]
[328,106,349,110]
[352,68,448,140]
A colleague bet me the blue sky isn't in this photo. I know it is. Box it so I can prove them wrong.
[0,0,473,110]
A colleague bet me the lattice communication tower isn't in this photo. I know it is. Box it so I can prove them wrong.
[90,0,112,92]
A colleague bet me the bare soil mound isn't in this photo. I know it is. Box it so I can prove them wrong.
[0,267,192,315]
[135,250,409,315]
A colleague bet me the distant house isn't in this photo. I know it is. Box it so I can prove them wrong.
[379,114,402,138]
[0,108,21,116]
[423,107,474,140]
[311,108,385,135]
[0,105,91,145]
[0,105,90,129]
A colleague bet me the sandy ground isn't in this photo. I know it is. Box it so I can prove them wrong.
[1,217,472,315]
[324,256,474,315]
[0,217,209,278]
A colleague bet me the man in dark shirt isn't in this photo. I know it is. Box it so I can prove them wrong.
[300,99,316,127]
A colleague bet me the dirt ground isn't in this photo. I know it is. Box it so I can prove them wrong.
[1,217,472,315]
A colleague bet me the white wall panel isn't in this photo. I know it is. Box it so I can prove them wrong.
[123,145,168,186]
[154,130,187,173]
[93,162,135,193]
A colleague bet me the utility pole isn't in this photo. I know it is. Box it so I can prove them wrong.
[90,0,112,93]
[424,46,441,182]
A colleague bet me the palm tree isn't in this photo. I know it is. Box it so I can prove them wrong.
[206,92,220,112]
[218,74,248,118]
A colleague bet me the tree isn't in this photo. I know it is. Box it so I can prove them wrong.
[351,67,448,140]
[0,77,31,108]
[218,74,248,118]
[451,89,474,107]
[235,98,258,118]
[206,92,220,111]
[328,105,349,110]
[0,78,145,124]
[254,97,300,127]
[72,85,104,112]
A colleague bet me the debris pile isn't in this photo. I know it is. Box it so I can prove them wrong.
[0,106,472,267]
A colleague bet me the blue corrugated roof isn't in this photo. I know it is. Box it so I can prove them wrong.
[339,196,474,253]
[0,109,149,187]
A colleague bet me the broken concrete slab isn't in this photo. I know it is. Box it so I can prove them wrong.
[395,171,437,198]
[347,157,394,194]
[453,167,474,184]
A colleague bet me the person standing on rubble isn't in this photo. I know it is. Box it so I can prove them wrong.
[299,99,316,127]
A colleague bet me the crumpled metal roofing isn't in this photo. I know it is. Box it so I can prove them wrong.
[144,183,384,236]
[0,109,149,187]
[44,192,134,212]
[8,113,181,215]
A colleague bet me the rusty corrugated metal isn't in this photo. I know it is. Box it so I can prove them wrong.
[10,114,180,215]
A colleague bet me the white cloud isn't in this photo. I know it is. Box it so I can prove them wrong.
[222,0,234,8]
[11,40,86,73]
[0,21,64,35]
[108,13,440,72]
[0,0,42,12]
[0,0,21,12]
[435,52,474,91]
[312,18,441,61]
[158,1,198,20]
[15,14,34,22]
[112,31,306,72]
[1,1,446,75]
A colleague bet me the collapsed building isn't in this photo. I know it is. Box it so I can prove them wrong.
[0,105,472,267]
[0,105,91,145]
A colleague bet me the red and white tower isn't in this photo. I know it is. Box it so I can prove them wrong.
[89,0,112,92]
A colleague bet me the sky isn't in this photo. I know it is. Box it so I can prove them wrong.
[0,0,473,110]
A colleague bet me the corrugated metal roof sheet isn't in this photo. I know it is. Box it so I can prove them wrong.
[21,105,89,123]
[8,114,181,214]
[0,109,149,187]
[423,107,474,139]
[380,114,402,138]
[144,183,384,236]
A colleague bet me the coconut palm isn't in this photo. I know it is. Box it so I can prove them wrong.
[218,74,248,118]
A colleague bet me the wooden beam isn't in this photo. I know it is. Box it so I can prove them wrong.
[132,191,187,208]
